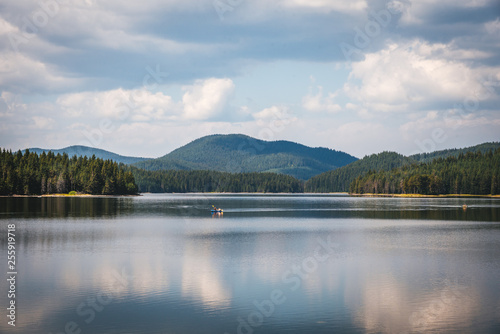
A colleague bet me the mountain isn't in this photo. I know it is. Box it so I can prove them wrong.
[133,134,358,180]
[410,142,500,163]
[305,152,416,193]
[28,145,148,165]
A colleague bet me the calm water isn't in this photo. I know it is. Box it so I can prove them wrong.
[1,194,500,334]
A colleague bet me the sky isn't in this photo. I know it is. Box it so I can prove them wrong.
[0,0,499,159]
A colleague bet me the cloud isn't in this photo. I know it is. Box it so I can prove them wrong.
[32,116,55,129]
[82,29,210,55]
[485,18,500,35]
[57,88,178,121]
[302,85,341,113]
[182,78,235,120]
[248,105,297,141]
[0,51,81,94]
[0,0,498,158]
[0,92,24,116]
[343,40,498,112]
[281,0,367,13]
[400,109,500,139]
[399,0,493,26]
[252,105,297,125]
[53,77,237,124]
[0,0,369,96]
[0,93,72,151]
[0,17,19,36]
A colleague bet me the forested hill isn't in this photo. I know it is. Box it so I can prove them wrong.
[410,142,500,163]
[305,152,415,193]
[29,145,148,165]
[128,167,303,193]
[350,149,500,195]
[133,134,358,180]
[0,149,138,195]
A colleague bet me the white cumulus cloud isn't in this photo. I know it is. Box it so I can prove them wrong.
[57,88,178,121]
[182,78,235,120]
[343,40,496,112]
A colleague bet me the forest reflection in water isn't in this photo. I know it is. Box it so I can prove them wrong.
[0,194,499,334]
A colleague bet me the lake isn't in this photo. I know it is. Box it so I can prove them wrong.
[1,194,500,333]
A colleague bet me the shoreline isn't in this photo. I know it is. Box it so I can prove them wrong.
[0,194,140,198]
[1,192,347,197]
[350,193,500,199]
[2,193,499,199]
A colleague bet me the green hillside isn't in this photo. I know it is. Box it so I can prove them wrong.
[410,142,500,163]
[305,152,416,193]
[133,134,358,180]
[29,145,148,165]
[351,149,500,195]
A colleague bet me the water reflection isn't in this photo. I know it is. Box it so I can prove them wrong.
[1,195,499,221]
[181,239,232,309]
[349,269,482,334]
[0,196,132,218]
[0,195,499,333]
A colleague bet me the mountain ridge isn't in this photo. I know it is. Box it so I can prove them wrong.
[24,138,500,184]
[28,145,148,165]
[410,142,500,163]
[132,134,359,180]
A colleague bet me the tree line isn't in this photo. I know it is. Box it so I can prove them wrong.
[409,142,500,163]
[349,149,500,195]
[0,149,138,195]
[127,167,304,193]
[305,152,414,193]
[2,147,499,196]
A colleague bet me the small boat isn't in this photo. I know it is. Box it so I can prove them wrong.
[211,205,223,213]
